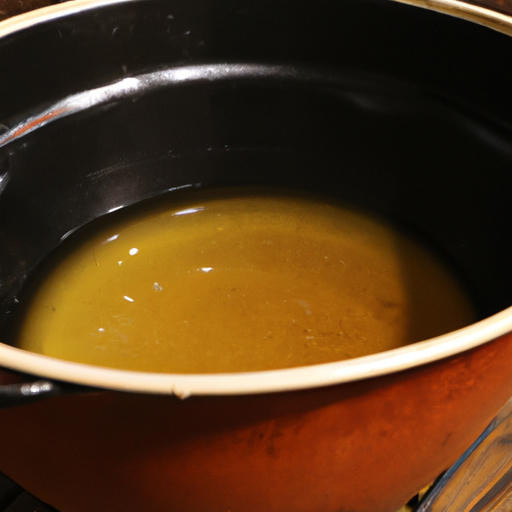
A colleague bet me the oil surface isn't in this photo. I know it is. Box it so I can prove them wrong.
[12,188,475,373]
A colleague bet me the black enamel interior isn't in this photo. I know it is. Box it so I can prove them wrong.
[1,0,512,335]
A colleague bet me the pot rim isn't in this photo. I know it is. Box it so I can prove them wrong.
[1,0,512,397]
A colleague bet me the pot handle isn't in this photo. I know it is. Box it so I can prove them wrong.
[0,379,93,408]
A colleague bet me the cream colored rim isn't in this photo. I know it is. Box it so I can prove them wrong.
[1,0,512,397]
[395,0,512,36]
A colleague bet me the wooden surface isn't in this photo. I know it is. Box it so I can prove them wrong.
[2,0,512,21]
[0,0,57,21]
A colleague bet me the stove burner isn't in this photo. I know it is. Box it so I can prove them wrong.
[0,470,57,512]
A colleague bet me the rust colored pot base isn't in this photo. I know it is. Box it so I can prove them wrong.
[0,334,511,512]
[1,0,512,510]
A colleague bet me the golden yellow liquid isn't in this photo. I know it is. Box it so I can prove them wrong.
[12,188,475,373]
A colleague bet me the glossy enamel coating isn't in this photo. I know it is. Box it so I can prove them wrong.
[0,335,511,512]
[1,0,512,510]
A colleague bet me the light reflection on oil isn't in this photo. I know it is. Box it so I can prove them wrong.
[11,188,475,373]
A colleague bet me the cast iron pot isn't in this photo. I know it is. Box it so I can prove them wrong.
[1,0,512,511]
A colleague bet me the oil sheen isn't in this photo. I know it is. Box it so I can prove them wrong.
[12,188,475,373]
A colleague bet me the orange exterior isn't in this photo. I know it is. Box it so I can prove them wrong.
[1,0,512,509]
[0,333,512,512]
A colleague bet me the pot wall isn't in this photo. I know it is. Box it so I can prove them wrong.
[1,0,512,510]
[1,333,512,512]
[1,0,512,320]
